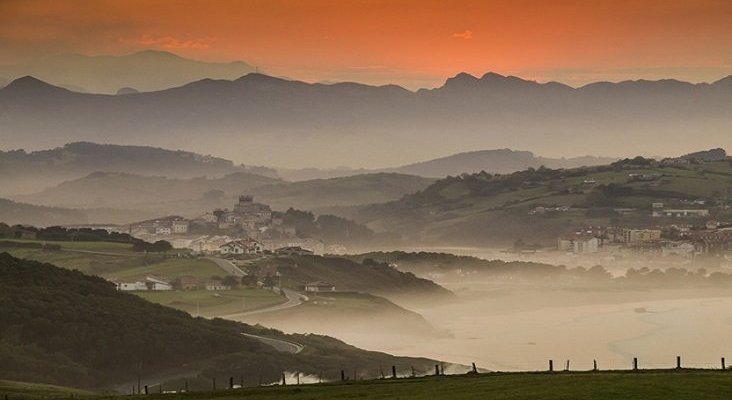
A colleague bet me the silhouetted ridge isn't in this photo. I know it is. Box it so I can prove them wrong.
[1,76,69,95]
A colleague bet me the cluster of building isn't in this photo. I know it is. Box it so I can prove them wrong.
[129,216,189,236]
[558,223,732,258]
[128,195,343,255]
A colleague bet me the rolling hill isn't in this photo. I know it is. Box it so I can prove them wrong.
[11,171,434,219]
[0,198,89,226]
[251,173,435,212]
[1,72,730,169]
[389,149,616,178]
[276,149,615,181]
[0,142,276,196]
[354,155,732,245]
[0,253,442,389]
[248,255,454,307]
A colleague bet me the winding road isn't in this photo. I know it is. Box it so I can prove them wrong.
[220,288,306,318]
[241,333,304,354]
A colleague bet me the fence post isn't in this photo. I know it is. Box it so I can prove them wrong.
[722,357,726,370]
[341,370,346,381]
[472,362,477,374]
[229,376,234,389]
[676,356,681,369]
[392,365,397,379]
[159,384,162,394]
[144,385,148,395]
[435,364,440,376]
[297,372,300,385]
[411,366,416,377]
[633,358,638,371]
[549,360,553,372]
[281,372,286,386]
[565,360,570,371]
[593,360,598,371]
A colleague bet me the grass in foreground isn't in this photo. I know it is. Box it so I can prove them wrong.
[5,370,732,400]
[0,379,96,399]
[138,370,732,400]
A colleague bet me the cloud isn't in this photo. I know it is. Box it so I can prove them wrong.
[121,34,215,50]
[452,30,473,40]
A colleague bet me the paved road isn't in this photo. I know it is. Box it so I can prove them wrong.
[241,333,304,354]
[220,288,305,319]
[204,257,248,277]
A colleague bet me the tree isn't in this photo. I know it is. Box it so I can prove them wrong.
[240,275,258,287]
[221,275,239,288]
[262,274,275,289]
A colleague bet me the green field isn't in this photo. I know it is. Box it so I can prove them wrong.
[0,240,284,318]
[177,371,732,400]
[0,239,220,279]
[7,371,732,400]
[176,371,732,400]
[136,288,286,317]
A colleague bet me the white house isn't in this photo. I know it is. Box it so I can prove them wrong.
[155,226,172,235]
[172,220,189,234]
[219,239,264,255]
[116,281,147,291]
[115,276,172,291]
[652,209,710,218]
[205,283,231,291]
[304,281,336,293]
[558,233,599,254]
[144,276,173,291]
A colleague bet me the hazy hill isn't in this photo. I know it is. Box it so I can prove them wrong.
[390,149,616,178]
[1,73,729,168]
[12,171,281,210]
[0,142,277,196]
[12,172,433,218]
[679,148,728,161]
[251,173,435,212]
[251,255,454,307]
[0,253,441,389]
[276,149,615,180]
[0,50,256,94]
[354,155,732,245]
[0,198,88,226]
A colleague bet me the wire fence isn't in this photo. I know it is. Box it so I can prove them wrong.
[123,355,732,396]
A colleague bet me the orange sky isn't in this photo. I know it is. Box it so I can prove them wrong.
[1,0,731,88]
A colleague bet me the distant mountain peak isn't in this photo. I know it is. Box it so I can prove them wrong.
[480,71,508,80]
[129,49,185,60]
[236,72,284,82]
[2,75,68,94]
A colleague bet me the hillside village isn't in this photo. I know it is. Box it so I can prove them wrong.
[547,153,732,269]
[127,195,346,256]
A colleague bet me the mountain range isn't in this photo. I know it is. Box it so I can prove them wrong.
[1,72,729,168]
[0,50,256,94]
